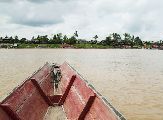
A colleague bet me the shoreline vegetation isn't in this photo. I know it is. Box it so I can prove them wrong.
[0,31,163,49]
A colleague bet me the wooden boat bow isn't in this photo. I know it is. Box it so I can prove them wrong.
[0,62,126,120]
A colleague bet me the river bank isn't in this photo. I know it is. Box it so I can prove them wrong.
[0,43,144,49]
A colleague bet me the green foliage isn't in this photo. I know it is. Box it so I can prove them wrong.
[103,33,144,48]
[134,37,143,46]
[74,43,110,49]
[69,36,77,44]
[1,31,162,49]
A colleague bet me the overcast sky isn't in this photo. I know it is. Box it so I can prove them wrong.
[0,0,162,41]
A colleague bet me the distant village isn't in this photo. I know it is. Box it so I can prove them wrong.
[0,32,163,49]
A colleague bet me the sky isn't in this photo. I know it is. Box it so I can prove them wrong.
[0,0,162,41]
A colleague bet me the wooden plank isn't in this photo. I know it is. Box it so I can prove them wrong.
[63,87,84,119]
[60,62,120,120]
[17,89,48,120]
[0,105,13,120]
[78,94,96,120]
[48,95,62,104]
[2,80,36,110]
[1,80,49,120]
[0,104,21,120]
[31,63,52,82]
[0,63,53,120]
[31,79,53,106]
[85,97,118,120]
[58,75,76,105]
[73,76,95,103]
[38,74,54,96]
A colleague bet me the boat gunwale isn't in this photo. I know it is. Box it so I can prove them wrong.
[1,62,50,103]
[64,61,126,120]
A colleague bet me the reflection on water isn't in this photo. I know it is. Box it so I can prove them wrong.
[0,49,163,120]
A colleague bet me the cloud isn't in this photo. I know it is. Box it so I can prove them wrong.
[0,0,163,41]
[0,1,65,26]
[27,0,52,3]
[13,19,62,27]
[0,0,12,2]
[0,0,53,3]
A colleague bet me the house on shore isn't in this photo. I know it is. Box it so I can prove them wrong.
[61,44,74,48]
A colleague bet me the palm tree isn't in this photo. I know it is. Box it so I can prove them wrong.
[93,35,98,40]
[74,31,78,37]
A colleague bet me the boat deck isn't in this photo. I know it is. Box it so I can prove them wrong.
[44,82,66,120]
[44,106,66,120]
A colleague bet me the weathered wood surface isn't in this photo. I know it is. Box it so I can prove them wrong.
[0,62,124,120]
[0,63,54,120]
[60,62,119,120]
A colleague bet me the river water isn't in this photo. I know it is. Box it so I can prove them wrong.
[0,49,163,120]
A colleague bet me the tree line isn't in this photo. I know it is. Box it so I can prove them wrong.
[0,31,163,48]
[0,32,78,45]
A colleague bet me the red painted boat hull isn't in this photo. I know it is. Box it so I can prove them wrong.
[0,62,125,120]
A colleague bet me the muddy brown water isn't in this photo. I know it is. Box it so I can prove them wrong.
[0,49,163,120]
